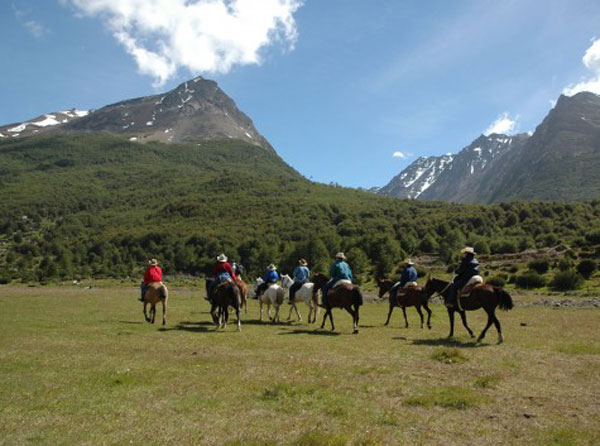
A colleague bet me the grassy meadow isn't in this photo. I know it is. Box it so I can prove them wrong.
[1,284,599,446]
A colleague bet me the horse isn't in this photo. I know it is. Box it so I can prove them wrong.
[142,282,168,325]
[376,278,434,329]
[311,272,362,334]
[424,277,514,344]
[280,274,319,323]
[210,280,242,331]
[254,278,285,323]
[234,277,248,314]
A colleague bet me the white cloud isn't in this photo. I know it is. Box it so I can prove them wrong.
[63,0,304,86]
[392,151,409,159]
[23,20,50,38]
[564,38,600,96]
[484,112,518,136]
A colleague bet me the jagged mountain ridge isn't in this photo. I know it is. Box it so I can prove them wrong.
[0,76,274,152]
[378,91,600,203]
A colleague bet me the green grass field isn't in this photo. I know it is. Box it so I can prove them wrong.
[1,285,599,446]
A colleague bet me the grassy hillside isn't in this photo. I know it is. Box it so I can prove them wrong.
[2,135,600,283]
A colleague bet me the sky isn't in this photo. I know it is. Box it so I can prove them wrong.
[2,0,600,188]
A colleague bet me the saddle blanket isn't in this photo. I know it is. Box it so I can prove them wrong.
[332,279,352,289]
[460,276,484,298]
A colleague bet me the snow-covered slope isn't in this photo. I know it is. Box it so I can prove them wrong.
[0,110,88,139]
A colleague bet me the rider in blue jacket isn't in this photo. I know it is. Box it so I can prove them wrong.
[256,264,279,297]
[390,259,418,303]
[289,259,310,303]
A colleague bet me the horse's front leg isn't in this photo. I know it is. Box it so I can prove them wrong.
[162,299,167,326]
[424,303,432,329]
[354,305,360,334]
[477,312,494,343]
[143,302,150,323]
[384,302,394,326]
[286,303,294,321]
[329,307,335,332]
[320,308,330,329]
[273,304,280,323]
[259,302,263,321]
[415,305,424,329]
[459,310,475,338]
[447,307,455,338]
[151,304,156,324]
[402,306,409,328]
[294,303,302,322]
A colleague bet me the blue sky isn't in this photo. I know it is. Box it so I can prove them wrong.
[2,0,600,188]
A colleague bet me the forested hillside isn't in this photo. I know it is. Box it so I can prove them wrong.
[2,135,600,284]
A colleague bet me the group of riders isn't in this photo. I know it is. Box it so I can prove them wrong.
[139,246,482,308]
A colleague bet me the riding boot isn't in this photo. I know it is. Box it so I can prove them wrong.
[139,283,145,302]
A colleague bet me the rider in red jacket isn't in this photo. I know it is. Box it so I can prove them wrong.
[140,259,163,301]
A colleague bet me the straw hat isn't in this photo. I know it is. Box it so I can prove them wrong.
[404,259,415,266]
[460,247,475,255]
[216,253,228,262]
[298,259,308,266]
[267,264,277,270]
[148,258,159,266]
[335,252,346,260]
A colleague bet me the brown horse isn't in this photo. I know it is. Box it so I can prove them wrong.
[312,273,362,334]
[142,282,168,325]
[234,277,248,314]
[424,277,514,343]
[377,278,434,329]
[210,280,242,331]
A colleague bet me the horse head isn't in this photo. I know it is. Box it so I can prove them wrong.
[280,274,293,289]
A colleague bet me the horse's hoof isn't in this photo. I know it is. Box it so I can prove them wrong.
[352,330,359,334]
[427,325,432,330]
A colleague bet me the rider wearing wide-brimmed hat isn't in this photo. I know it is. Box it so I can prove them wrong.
[207,254,237,301]
[321,252,353,306]
[389,259,418,303]
[140,258,163,302]
[256,264,280,297]
[289,259,310,303]
[447,247,481,308]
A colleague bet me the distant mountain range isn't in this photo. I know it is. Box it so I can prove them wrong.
[378,92,600,203]
[0,76,274,152]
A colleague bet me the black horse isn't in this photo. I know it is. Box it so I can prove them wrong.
[206,279,242,331]
[424,277,514,343]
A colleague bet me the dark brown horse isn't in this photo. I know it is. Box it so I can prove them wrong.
[207,280,242,331]
[377,278,434,329]
[312,273,362,334]
[424,277,514,343]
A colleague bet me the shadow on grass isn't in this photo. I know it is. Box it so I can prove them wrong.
[159,321,214,333]
[410,338,488,348]
[279,329,340,336]
[118,321,145,325]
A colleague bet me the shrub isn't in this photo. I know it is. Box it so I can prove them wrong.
[549,270,584,291]
[515,272,546,289]
[576,260,597,279]
[488,277,506,288]
[528,259,550,274]
[508,265,519,274]
[557,259,572,271]
[490,239,518,254]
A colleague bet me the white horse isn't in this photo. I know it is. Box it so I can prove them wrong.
[254,278,285,323]
[280,274,319,323]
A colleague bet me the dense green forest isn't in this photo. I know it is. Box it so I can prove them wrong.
[1,135,600,284]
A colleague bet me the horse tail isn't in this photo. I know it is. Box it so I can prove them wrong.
[495,287,513,311]
[353,287,364,306]
[159,284,168,300]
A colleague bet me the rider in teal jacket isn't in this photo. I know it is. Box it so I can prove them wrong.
[322,252,353,305]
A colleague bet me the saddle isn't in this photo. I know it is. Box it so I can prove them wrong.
[459,276,484,298]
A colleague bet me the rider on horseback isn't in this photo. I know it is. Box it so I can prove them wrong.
[389,259,418,303]
[289,259,310,304]
[447,247,481,308]
[140,258,162,302]
[255,264,279,297]
[207,254,236,301]
[321,252,353,306]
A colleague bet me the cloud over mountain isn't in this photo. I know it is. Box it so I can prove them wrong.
[484,112,518,136]
[564,38,600,96]
[63,0,304,86]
